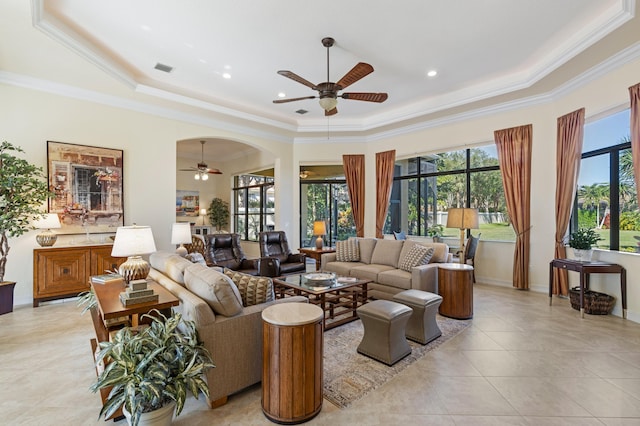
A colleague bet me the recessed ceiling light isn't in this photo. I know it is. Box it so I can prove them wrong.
[427,70,438,77]
[222,73,231,79]
[278,92,286,98]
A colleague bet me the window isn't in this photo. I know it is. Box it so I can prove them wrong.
[574,108,638,252]
[300,166,356,247]
[233,173,274,241]
[385,145,514,241]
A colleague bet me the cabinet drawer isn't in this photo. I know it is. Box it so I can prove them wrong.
[34,248,90,297]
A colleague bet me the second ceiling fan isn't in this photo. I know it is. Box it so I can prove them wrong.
[273,37,388,116]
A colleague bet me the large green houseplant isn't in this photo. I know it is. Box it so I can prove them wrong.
[91,310,214,426]
[207,197,229,231]
[0,141,50,314]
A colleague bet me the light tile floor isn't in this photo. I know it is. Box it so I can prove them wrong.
[1,284,639,425]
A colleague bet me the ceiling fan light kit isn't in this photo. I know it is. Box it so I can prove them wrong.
[274,37,387,116]
[179,140,222,180]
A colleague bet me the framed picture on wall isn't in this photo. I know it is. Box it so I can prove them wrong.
[176,190,199,217]
[47,141,124,234]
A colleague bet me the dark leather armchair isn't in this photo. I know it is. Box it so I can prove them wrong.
[204,233,260,275]
[258,231,306,276]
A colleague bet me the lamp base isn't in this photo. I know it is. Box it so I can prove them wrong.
[459,228,466,264]
[315,236,324,250]
[36,230,57,247]
[118,255,151,283]
[176,245,188,257]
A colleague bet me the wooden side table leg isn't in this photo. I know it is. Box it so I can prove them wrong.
[621,268,627,319]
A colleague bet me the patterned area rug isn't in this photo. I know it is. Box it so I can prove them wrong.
[323,316,471,408]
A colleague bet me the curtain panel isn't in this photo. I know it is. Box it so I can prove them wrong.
[553,108,585,296]
[343,154,365,237]
[494,124,532,290]
[375,150,396,238]
[630,83,640,204]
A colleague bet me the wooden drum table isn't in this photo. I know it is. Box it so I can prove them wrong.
[438,263,474,319]
[262,303,324,424]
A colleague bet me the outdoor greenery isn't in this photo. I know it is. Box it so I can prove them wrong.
[91,310,214,426]
[0,141,51,282]
[426,224,444,238]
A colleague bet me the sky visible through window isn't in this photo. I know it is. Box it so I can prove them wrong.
[579,109,630,186]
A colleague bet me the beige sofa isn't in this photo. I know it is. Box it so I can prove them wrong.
[147,252,307,408]
[320,238,451,300]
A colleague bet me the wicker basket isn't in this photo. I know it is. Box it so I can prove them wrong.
[569,287,615,315]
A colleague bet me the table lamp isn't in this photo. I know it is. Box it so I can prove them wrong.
[111,225,157,283]
[313,220,327,250]
[171,222,192,257]
[446,208,479,264]
[34,213,61,247]
[200,208,207,226]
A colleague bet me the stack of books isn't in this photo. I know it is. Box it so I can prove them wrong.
[119,279,159,306]
[91,273,124,285]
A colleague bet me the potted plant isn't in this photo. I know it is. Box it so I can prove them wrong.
[426,224,444,242]
[91,310,214,426]
[568,227,602,262]
[207,197,229,231]
[0,141,50,315]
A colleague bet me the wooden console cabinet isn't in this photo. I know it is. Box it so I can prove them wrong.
[33,244,125,307]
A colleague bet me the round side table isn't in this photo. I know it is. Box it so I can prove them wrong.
[262,302,324,424]
[437,263,474,319]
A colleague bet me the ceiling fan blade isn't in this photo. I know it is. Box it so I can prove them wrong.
[206,169,223,175]
[273,96,317,104]
[179,168,197,172]
[325,107,338,116]
[341,92,388,103]
[277,70,317,89]
[336,63,374,89]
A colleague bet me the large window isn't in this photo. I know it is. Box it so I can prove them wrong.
[573,109,638,252]
[233,173,274,241]
[300,166,356,247]
[385,145,514,241]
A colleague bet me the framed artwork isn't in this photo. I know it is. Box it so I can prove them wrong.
[47,141,124,234]
[176,190,199,217]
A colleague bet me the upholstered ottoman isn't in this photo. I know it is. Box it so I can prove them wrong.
[356,300,412,365]
[393,289,442,344]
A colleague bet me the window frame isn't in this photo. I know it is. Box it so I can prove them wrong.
[233,175,274,241]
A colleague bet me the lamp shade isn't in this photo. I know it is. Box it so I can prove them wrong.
[171,222,192,244]
[111,225,157,257]
[313,220,327,236]
[33,213,61,229]
[446,208,479,230]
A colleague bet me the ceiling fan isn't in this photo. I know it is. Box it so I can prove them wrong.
[179,140,222,181]
[273,37,388,116]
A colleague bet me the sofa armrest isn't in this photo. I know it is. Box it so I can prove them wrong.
[240,258,260,270]
[320,252,337,271]
[410,263,440,293]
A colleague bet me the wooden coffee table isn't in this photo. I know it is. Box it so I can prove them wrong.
[273,273,370,330]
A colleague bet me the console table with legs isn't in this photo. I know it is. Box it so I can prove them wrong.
[549,259,627,319]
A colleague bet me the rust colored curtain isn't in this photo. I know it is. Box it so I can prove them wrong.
[494,124,532,290]
[343,154,365,237]
[630,83,640,203]
[553,108,585,296]
[375,150,396,238]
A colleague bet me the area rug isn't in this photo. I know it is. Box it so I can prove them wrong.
[323,316,471,408]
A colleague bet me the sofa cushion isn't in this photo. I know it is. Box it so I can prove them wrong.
[336,239,360,262]
[149,251,193,286]
[223,269,274,306]
[324,261,365,277]
[184,264,243,317]
[377,269,412,290]
[356,238,378,264]
[370,239,404,268]
[350,264,395,282]
[398,245,434,272]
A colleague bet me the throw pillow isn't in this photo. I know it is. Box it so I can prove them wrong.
[398,245,435,272]
[184,264,243,316]
[224,269,274,306]
[185,252,207,265]
[336,239,360,262]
